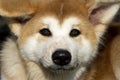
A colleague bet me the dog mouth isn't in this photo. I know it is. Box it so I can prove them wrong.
[49,66,75,71]
[46,63,79,72]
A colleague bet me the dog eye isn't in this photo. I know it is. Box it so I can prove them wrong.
[70,29,81,37]
[39,28,52,37]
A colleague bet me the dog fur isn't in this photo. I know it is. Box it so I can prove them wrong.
[0,0,120,80]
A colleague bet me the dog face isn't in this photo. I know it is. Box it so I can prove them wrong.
[19,16,97,71]
[0,0,119,71]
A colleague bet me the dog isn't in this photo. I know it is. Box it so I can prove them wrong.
[0,0,120,80]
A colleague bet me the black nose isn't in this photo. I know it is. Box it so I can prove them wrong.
[52,49,71,66]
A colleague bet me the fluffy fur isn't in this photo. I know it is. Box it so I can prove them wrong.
[0,0,120,80]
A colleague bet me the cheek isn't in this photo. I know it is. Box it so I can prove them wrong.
[35,41,52,59]
[76,37,97,63]
[19,38,39,61]
[19,34,49,62]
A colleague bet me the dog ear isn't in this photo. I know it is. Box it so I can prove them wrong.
[0,0,34,36]
[0,0,34,17]
[88,2,120,39]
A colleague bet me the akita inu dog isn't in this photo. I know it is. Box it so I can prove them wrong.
[0,0,120,80]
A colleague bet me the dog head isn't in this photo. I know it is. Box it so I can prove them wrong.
[0,0,119,72]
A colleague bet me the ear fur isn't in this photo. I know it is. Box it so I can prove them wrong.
[85,0,120,25]
[0,0,34,17]
[0,0,35,36]
[88,1,120,40]
[89,2,120,25]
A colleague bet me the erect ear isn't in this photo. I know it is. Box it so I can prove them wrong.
[0,0,35,36]
[88,2,120,39]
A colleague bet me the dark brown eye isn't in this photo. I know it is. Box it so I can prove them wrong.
[39,28,52,37]
[70,29,81,37]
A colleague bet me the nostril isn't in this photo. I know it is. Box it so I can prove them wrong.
[52,49,71,66]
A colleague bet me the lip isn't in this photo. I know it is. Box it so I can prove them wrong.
[47,67,75,73]
[39,60,79,72]
[46,64,79,72]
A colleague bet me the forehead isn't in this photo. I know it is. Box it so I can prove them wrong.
[20,0,92,37]
[33,0,89,19]
[28,0,90,28]
[18,0,93,45]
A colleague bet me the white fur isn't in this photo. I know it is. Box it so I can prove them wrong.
[1,1,120,80]
[20,17,96,80]
[101,4,120,24]
[42,17,81,36]
[1,39,27,80]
